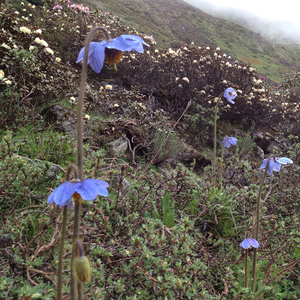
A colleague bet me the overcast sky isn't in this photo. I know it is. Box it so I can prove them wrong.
[183,0,300,42]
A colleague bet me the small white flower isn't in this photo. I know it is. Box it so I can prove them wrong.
[84,114,90,120]
[20,27,31,34]
[15,11,19,15]
[216,47,220,51]
[223,80,227,84]
[29,45,35,51]
[154,49,159,53]
[113,103,119,107]
[34,29,42,34]
[56,57,61,62]
[206,47,210,50]
[1,43,11,50]
[45,47,54,55]
[182,77,189,83]
[105,85,112,90]
[223,54,227,57]
[35,37,48,47]
[193,60,197,63]
[4,79,12,85]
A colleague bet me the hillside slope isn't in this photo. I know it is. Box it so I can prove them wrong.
[75,0,300,82]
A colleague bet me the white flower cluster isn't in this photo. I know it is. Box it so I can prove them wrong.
[20,27,31,34]
[69,97,76,104]
[35,37,48,47]
[45,47,54,55]
[0,70,12,85]
[1,43,11,50]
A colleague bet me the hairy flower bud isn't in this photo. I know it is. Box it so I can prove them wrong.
[74,240,92,283]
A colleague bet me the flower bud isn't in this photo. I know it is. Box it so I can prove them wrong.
[74,255,92,283]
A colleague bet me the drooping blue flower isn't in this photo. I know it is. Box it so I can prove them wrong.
[224,87,237,104]
[260,157,293,175]
[222,136,237,148]
[76,35,149,73]
[240,238,260,249]
[48,179,109,207]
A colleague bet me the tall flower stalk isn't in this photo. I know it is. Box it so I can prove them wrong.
[71,26,111,300]
[57,165,78,300]
[251,156,293,291]
[212,88,237,186]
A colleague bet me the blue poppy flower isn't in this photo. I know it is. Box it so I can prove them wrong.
[260,157,293,175]
[224,87,237,104]
[221,136,237,148]
[76,35,149,73]
[48,179,109,207]
[240,238,260,249]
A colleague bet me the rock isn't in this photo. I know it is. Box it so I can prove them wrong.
[48,164,63,178]
[121,178,131,194]
[254,145,265,159]
[109,137,128,156]
[41,105,89,139]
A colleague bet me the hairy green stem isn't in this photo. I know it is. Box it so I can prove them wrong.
[219,142,225,189]
[212,102,218,185]
[70,26,111,299]
[245,249,248,288]
[57,206,68,300]
[251,159,269,292]
[57,164,78,300]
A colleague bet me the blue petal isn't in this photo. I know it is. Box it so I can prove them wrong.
[276,157,293,164]
[273,161,282,172]
[240,238,251,249]
[259,159,268,170]
[48,181,79,206]
[76,42,106,73]
[224,139,231,148]
[267,160,275,175]
[75,180,99,201]
[249,238,260,248]
[87,178,109,188]
[224,87,237,104]
[229,137,237,145]
[240,238,260,249]
[105,35,149,53]
[59,197,73,209]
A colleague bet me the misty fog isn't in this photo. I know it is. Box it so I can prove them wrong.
[183,0,300,44]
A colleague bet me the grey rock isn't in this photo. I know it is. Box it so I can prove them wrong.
[42,104,89,139]
[109,137,128,156]
[255,145,265,159]
[48,165,63,177]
